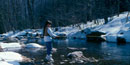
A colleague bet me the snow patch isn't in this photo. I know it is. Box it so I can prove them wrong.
[0,61,20,65]
[0,52,23,62]
[0,42,22,49]
[25,43,43,48]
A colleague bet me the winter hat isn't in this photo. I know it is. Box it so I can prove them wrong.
[46,20,52,24]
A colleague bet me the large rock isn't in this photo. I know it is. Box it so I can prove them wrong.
[0,52,23,62]
[0,42,22,52]
[123,30,130,42]
[25,43,43,48]
[117,37,126,44]
[106,34,117,42]
[0,34,4,41]
[67,51,83,59]
[0,52,31,62]
[67,51,98,63]
[87,31,106,42]
[106,34,126,43]
[11,31,27,38]
[3,37,19,43]
[25,43,44,53]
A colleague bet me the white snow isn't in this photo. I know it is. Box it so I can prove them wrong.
[53,19,103,38]
[25,43,44,53]
[94,12,130,42]
[11,31,27,38]
[0,42,22,49]
[94,12,130,34]
[25,43,43,48]
[0,61,20,65]
[2,31,14,37]
[54,32,67,36]
[8,61,20,65]
[0,42,22,51]
[0,52,23,62]
[0,12,129,43]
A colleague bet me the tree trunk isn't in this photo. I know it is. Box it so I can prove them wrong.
[126,12,129,22]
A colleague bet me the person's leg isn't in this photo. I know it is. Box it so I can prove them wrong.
[45,41,54,62]
[46,42,52,55]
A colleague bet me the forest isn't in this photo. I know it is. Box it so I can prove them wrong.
[0,0,130,33]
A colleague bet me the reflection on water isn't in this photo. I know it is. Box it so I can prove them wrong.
[52,39,130,65]
[1,39,130,65]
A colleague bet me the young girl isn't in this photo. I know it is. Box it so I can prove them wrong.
[43,20,58,62]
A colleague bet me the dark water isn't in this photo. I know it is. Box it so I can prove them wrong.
[3,39,129,65]
[52,39,130,65]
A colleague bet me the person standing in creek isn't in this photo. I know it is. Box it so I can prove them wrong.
[43,20,59,62]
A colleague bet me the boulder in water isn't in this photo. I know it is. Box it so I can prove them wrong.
[67,51,99,63]
[25,43,43,48]
[25,43,45,54]
[87,31,106,42]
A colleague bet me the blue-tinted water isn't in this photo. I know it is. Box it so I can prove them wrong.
[52,39,130,65]
[1,39,130,65]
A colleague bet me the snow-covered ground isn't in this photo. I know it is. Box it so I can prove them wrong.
[94,12,130,42]
[54,19,104,39]
[0,42,22,51]
[94,12,130,34]
[0,11,129,65]
[0,12,129,43]
[0,52,23,62]
[54,12,130,42]
[0,61,20,65]
[0,52,23,65]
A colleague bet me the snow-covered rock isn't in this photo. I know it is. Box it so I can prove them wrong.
[0,52,31,64]
[68,28,91,39]
[67,51,99,63]
[3,31,14,38]
[122,30,130,42]
[0,34,3,37]
[55,32,67,37]
[55,22,97,39]
[0,52,23,62]
[25,43,44,53]
[106,34,125,43]
[25,43,43,48]
[0,34,4,41]
[11,31,27,38]
[0,42,22,51]
[3,37,19,43]
[67,51,83,59]
[94,12,130,42]
[94,12,130,34]
[106,34,117,42]
[0,61,20,65]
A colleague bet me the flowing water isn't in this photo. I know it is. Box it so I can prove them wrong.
[52,39,130,65]
[1,39,130,65]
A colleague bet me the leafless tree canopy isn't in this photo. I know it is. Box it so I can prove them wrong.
[0,0,130,33]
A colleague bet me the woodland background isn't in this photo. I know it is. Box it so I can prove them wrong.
[0,0,130,33]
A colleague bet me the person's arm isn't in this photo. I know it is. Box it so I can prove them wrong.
[47,27,57,38]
